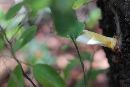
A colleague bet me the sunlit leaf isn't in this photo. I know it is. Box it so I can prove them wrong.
[33,64,66,87]
[8,65,24,87]
[5,2,23,20]
[13,26,37,52]
[24,0,51,12]
[5,14,26,40]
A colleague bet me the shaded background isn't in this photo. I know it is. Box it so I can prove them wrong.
[0,0,110,87]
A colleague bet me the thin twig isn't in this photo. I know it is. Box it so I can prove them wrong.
[70,35,87,87]
[110,5,121,35]
[109,2,122,48]
[0,25,37,87]
[10,47,37,87]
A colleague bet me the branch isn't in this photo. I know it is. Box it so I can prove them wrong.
[0,25,37,87]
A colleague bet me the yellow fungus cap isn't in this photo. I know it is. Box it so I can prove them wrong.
[76,30,117,50]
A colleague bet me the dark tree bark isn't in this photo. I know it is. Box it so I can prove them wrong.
[97,0,130,87]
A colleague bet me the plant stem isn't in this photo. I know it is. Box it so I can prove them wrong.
[70,35,87,87]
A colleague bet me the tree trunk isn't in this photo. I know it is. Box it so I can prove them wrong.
[97,0,130,87]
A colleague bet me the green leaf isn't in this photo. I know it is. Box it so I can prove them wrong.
[75,69,105,87]
[61,45,70,51]
[52,0,75,13]
[51,0,85,37]
[64,52,92,79]
[86,8,102,29]
[24,0,51,12]
[0,34,5,51]
[80,52,92,62]
[0,38,4,51]
[0,9,5,19]
[13,26,37,52]
[33,64,66,87]
[8,65,24,87]
[5,2,23,20]
[64,59,79,79]
[86,69,105,80]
